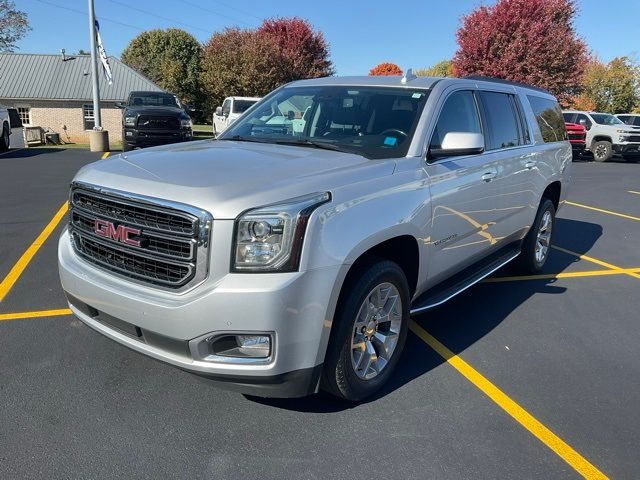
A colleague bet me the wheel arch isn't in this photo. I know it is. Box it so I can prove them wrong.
[541,181,561,211]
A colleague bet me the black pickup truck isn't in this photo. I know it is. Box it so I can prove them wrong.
[118,91,193,152]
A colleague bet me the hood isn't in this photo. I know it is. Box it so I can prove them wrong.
[74,140,395,219]
[124,105,187,117]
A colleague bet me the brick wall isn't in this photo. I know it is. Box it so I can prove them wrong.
[1,100,122,143]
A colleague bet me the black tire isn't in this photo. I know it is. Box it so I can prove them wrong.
[0,123,9,152]
[592,141,612,162]
[517,199,556,274]
[321,259,410,401]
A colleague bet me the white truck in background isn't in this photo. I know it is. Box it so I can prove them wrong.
[0,105,10,151]
[213,96,261,136]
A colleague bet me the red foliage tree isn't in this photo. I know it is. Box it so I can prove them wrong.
[452,0,587,103]
[257,17,334,81]
[369,63,403,76]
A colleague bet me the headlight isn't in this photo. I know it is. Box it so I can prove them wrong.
[124,116,136,127]
[181,118,192,128]
[233,192,331,272]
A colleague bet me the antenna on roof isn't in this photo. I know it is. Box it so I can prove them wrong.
[401,68,417,84]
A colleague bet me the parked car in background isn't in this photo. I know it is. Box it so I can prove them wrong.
[0,104,11,151]
[59,75,571,400]
[563,110,640,162]
[616,114,640,127]
[118,91,193,152]
[213,96,261,136]
[565,122,586,158]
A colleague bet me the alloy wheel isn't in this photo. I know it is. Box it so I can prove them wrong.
[535,210,553,265]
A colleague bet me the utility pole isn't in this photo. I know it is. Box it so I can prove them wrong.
[87,0,109,152]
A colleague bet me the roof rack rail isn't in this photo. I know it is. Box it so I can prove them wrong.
[464,75,551,95]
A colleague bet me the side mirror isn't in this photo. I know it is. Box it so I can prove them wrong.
[578,119,590,130]
[215,106,223,116]
[430,132,484,158]
[115,102,126,109]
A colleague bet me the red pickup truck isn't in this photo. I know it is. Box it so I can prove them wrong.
[565,122,586,158]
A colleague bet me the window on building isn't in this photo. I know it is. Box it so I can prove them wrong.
[83,104,95,130]
[17,106,31,126]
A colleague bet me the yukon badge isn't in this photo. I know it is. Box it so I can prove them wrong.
[94,218,141,247]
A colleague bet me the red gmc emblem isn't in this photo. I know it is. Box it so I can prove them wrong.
[94,219,141,247]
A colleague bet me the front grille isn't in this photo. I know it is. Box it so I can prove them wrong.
[568,133,585,140]
[69,184,212,289]
[626,135,640,143]
[137,116,180,130]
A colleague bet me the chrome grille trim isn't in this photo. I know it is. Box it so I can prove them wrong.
[69,181,213,291]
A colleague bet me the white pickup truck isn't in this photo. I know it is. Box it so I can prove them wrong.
[212,96,261,136]
[0,105,10,151]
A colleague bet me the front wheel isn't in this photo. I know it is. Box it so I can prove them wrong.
[592,141,613,162]
[321,260,410,401]
[517,199,556,274]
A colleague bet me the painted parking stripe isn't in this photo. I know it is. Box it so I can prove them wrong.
[552,246,640,280]
[101,152,110,159]
[0,308,72,322]
[409,320,608,479]
[0,202,68,303]
[565,201,640,222]
[484,267,640,283]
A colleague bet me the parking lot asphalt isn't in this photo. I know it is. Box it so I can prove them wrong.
[1,148,638,479]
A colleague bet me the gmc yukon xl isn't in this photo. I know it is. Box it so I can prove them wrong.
[59,75,571,400]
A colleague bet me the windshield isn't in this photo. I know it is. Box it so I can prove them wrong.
[590,113,624,126]
[233,100,258,114]
[129,93,180,108]
[219,86,429,159]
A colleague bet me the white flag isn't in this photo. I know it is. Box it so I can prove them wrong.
[95,20,113,85]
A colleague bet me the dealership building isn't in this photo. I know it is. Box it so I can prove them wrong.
[0,52,162,143]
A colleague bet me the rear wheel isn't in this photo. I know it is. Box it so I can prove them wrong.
[517,199,556,274]
[0,123,9,152]
[321,260,410,401]
[592,141,612,162]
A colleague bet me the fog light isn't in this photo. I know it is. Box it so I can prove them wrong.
[209,334,271,359]
[125,131,133,137]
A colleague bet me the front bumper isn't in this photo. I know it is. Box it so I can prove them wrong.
[58,228,345,397]
[613,143,640,155]
[123,128,192,148]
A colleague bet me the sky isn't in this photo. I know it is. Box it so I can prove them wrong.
[16,0,640,75]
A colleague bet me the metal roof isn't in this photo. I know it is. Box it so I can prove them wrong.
[0,53,162,102]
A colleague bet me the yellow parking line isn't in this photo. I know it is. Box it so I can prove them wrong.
[101,152,110,159]
[565,201,640,222]
[628,190,640,196]
[0,308,72,322]
[409,320,608,479]
[0,201,68,303]
[484,268,640,283]
[552,246,640,280]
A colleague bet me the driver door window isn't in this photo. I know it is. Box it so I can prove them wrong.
[430,90,482,152]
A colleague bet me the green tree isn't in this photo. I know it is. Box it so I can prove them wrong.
[574,57,640,113]
[121,29,203,113]
[416,60,454,77]
[0,0,30,52]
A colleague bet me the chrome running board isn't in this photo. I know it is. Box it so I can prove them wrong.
[410,245,521,315]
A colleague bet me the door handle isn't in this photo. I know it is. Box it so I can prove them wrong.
[481,171,497,182]
[525,160,537,169]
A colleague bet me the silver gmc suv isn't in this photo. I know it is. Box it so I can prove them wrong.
[59,74,571,400]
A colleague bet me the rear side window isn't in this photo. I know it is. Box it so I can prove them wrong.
[479,91,523,150]
[430,90,482,150]
[617,115,632,125]
[527,96,567,143]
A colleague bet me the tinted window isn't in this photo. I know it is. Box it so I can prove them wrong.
[591,113,624,125]
[129,93,179,108]
[222,99,231,115]
[617,115,632,125]
[635,117,640,126]
[575,114,592,129]
[430,90,481,150]
[222,86,429,160]
[480,91,521,150]
[233,100,257,114]
[527,96,567,143]
[562,112,575,123]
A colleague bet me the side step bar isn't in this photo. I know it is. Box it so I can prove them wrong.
[410,244,521,315]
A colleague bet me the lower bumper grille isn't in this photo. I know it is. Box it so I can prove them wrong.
[69,183,212,289]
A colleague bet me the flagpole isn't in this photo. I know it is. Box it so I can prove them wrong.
[88,0,101,129]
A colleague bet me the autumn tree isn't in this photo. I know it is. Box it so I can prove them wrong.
[452,0,587,104]
[0,0,30,52]
[369,63,402,76]
[257,17,334,81]
[416,60,455,77]
[121,29,203,113]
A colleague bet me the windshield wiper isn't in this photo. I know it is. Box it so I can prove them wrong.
[220,135,270,143]
[274,139,366,157]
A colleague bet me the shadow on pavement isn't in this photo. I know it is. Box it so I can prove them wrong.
[248,217,602,412]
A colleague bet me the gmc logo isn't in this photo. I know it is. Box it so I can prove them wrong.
[94,219,141,247]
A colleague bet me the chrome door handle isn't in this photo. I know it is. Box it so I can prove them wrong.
[481,171,497,182]
[525,160,537,169]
